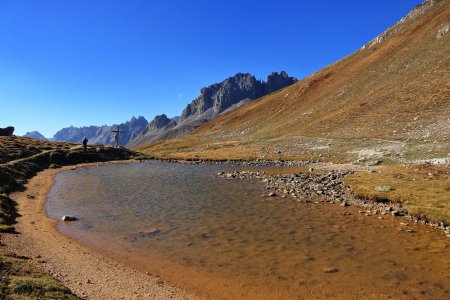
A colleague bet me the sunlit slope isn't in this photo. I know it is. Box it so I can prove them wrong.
[139,0,450,159]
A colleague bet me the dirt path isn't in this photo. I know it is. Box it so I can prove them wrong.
[2,166,201,300]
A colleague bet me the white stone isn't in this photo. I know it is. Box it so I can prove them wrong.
[62,215,77,221]
[437,24,449,38]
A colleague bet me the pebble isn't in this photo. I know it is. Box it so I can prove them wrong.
[323,267,338,273]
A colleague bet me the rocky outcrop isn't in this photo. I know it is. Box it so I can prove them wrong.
[363,0,437,49]
[180,71,297,123]
[265,71,297,93]
[129,71,297,148]
[127,115,179,148]
[145,114,171,132]
[180,73,263,121]
[23,131,48,141]
[0,127,14,136]
[53,116,148,146]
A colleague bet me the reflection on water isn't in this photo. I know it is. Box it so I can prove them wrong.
[47,162,450,299]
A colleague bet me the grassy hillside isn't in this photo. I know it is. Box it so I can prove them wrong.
[139,0,450,162]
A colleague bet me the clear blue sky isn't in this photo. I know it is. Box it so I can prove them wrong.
[0,0,422,137]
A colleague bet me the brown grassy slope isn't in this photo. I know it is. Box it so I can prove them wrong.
[140,0,450,159]
[0,135,136,229]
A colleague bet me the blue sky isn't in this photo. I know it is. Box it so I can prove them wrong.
[0,0,422,137]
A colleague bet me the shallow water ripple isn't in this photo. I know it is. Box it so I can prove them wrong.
[47,162,450,299]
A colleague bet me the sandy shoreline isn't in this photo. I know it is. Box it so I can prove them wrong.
[2,164,201,300]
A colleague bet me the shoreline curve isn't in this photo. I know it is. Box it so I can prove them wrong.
[3,163,201,300]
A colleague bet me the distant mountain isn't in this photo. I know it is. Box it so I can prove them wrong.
[52,116,148,146]
[128,71,297,148]
[23,131,48,141]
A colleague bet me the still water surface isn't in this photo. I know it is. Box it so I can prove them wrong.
[47,162,450,299]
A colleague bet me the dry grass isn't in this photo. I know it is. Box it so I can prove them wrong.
[345,164,450,223]
[0,249,79,299]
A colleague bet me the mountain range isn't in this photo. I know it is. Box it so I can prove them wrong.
[25,71,297,147]
[138,0,450,161]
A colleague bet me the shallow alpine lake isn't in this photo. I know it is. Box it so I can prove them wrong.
[47,162,450,299]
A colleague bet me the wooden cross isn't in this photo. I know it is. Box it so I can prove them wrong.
[112,125,123,148]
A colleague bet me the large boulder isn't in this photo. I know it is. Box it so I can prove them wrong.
[0,126,14,136]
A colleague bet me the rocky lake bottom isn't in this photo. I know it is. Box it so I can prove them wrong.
[46,162,450,299]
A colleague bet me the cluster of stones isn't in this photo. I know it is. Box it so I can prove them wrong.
[219,170,348,201]
[218,169,450,238]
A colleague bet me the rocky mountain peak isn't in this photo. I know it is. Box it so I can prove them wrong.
[127,116,148,126]
[180,71,296,122]
[146,114,172,132]
[23,131,48,140]
[265,71,298,93]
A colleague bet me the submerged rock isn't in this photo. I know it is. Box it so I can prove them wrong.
[139,228,161,237]
[323,267,339,273]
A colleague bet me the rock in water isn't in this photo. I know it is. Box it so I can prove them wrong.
[62,215,77,221]
[0,126,14,136]
[139,228,161,236]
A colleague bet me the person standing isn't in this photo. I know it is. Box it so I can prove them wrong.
[82,137,88,152]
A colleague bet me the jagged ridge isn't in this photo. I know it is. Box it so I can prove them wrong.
[129,71,297,148]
